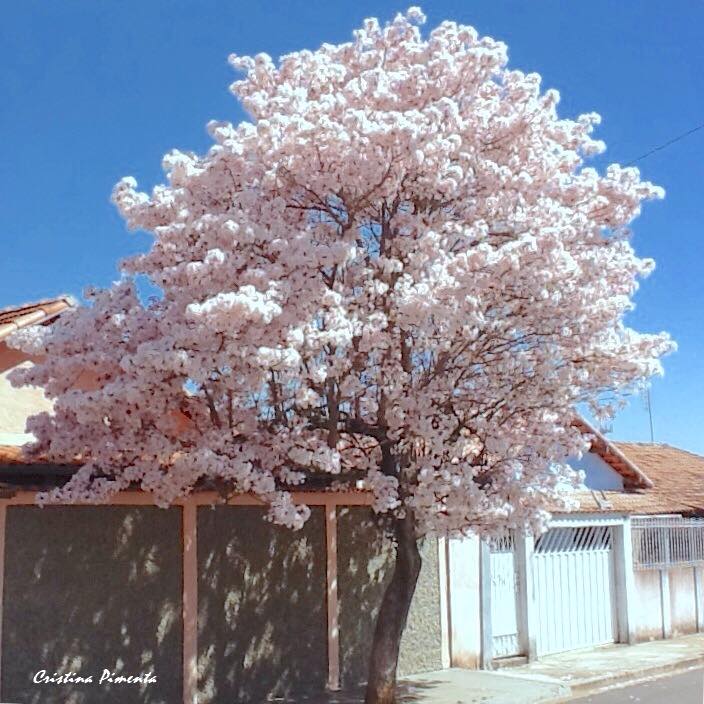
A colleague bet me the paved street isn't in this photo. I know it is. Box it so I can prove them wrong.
[570,668,704,703]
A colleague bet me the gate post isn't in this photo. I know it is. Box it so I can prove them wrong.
[446,536,483,669]
[694,566,704,633]
[613,518,637,644]
[479,540,493,669]
[659,569,672,638]
[660,524,672,639]
[438,536,451,669]
[515,532,537,661]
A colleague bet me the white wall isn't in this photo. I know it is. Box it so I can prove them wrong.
[633,570,664,640]
[633,566,700,641]
[0,343,50,446]
[569,451,624,491]
[670,567,698,636]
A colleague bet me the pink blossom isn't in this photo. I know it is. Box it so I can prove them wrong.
[9,8,673,537]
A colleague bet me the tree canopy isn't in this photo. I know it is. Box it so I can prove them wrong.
[10,8,672,538]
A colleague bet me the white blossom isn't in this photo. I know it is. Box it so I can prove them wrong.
[8,9,673,535]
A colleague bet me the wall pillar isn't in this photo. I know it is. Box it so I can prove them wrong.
[659,569,672,638]
[182,500,198,704]
[613,519,637,644]
[0,503,6,700]
[515,532,537,660]
[479,540,493,669]
[438,537,451,669]
[695,566,704,633]
[660,526,672,639]
[447,535,481,669]
[325,503,340,691]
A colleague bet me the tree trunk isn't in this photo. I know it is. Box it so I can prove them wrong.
[364,510,422,704]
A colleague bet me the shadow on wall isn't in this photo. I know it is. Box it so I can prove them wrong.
[1,504,442,704]
[337,507,443,689]
[337,507,395,689]
[197,505,328,703]
[2,505,183,704]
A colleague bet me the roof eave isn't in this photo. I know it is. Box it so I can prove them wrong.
[573,417,654,489]
[0,297,74,342]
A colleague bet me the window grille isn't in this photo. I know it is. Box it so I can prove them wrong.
[535,526,612,554]
[489,532,515,553]
[631,516,704,570]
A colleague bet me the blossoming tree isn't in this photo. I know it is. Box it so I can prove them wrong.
[11,8,672,703]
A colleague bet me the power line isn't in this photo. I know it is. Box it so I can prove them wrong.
[566,120,704,212]
[623,121,704,167]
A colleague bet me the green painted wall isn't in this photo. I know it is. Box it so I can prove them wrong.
[197,506,327,703]
[1,503,443,702]
[2,506,183,704]
[337,507,443,688]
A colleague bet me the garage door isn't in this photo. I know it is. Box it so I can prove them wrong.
[533,526,617,656]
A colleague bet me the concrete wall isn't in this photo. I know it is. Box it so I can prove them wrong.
[337,507,443,688]
[633,570,664,641]
[404,536,443,674]
[196,506,327,703]
[633,566,700,641]
[2,506,183,704]
[0,500,449,702]
[670,567,698,636]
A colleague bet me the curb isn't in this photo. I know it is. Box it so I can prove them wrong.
[548,655,704,701]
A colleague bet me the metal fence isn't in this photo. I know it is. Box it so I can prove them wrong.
[632,516,704,570]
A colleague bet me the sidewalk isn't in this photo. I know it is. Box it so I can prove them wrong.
[396,669,569,703]
[304,633,704,703]
[303,671,568,704]
[507,632,704,699]
[392,633,704,703]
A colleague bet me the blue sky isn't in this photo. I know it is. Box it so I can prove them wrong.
[1,1,702,452]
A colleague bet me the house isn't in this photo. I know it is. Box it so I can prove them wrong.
[472,423,704,669]
[0,297,702,703]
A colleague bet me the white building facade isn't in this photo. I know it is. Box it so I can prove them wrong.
[441,435,704,669]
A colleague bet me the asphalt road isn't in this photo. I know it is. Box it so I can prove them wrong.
[570,668,704,703]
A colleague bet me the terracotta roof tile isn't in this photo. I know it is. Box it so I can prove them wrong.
[556,443,704,516]
[0,446,27,464]
[3,428,704,517]
[0,297,73,341]
[612,443,704,514]
[565,489,695,515]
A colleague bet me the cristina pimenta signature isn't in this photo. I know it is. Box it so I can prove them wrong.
[33,670,157,686]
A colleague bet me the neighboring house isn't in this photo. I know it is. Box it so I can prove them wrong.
[0,298,702,703]
[474,422,704,669]
[0,298,72,445]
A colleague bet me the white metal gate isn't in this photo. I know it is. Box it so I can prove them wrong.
[489,533,520,658]
[533,526,617,656]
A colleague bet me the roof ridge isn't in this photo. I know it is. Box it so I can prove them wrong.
[614,441,667,447]
[614,440,704,459]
